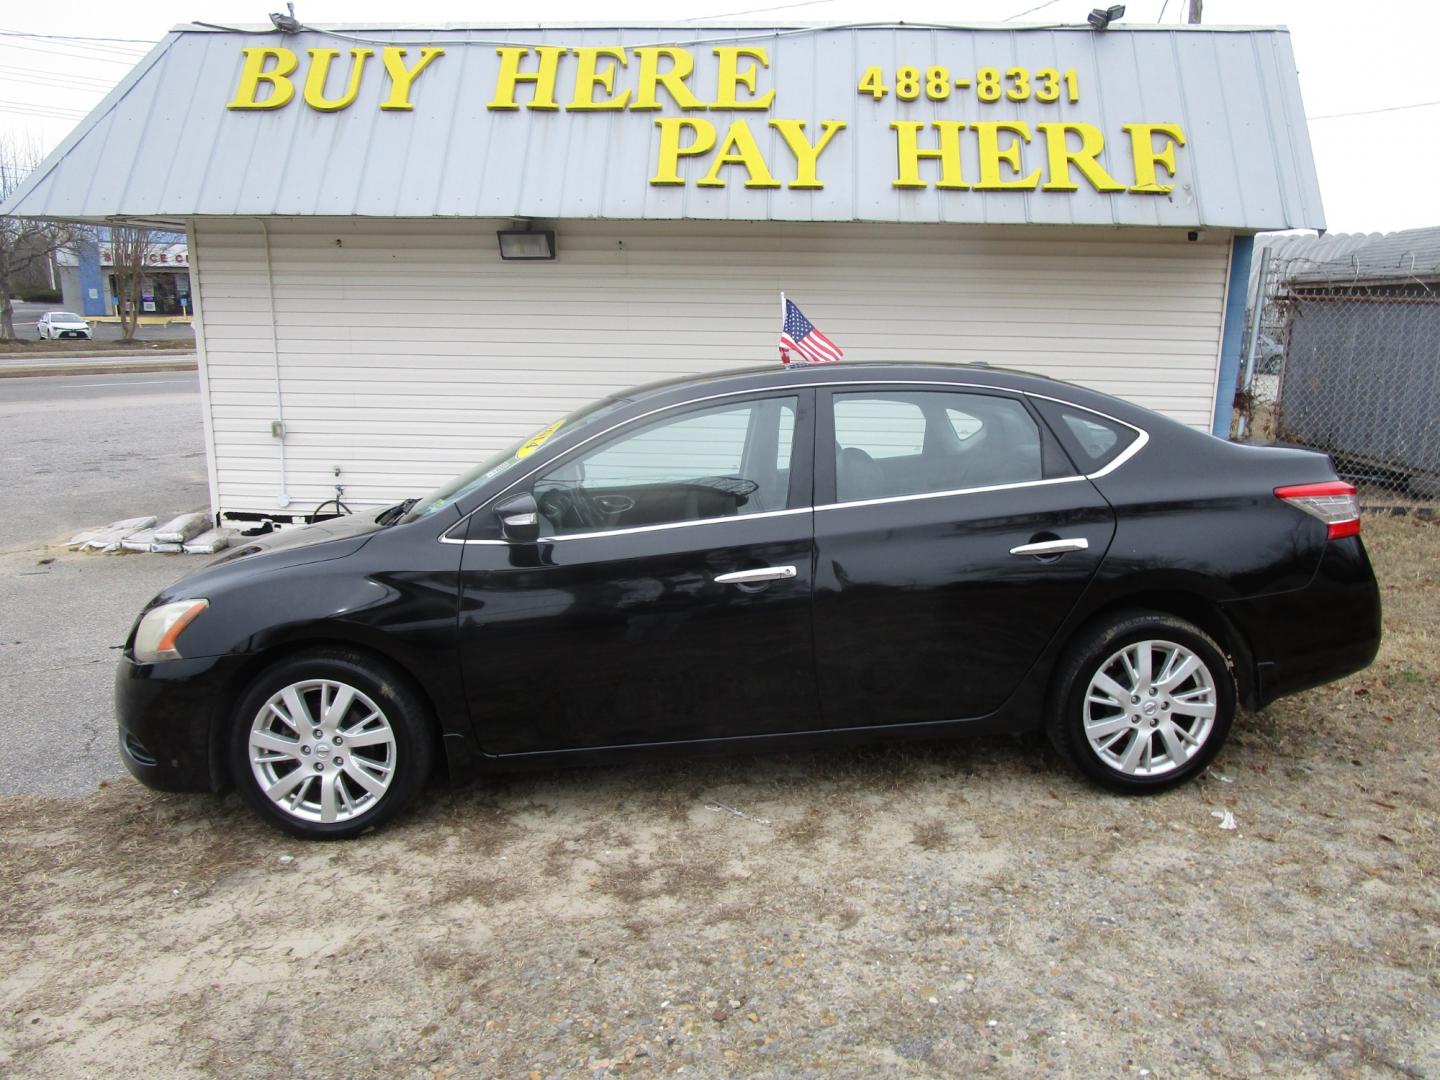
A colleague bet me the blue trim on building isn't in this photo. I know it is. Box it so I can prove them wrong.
[76,236,106,316]
[1213,234,1254,438]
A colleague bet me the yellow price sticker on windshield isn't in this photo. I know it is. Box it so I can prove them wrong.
[515,418,565,459]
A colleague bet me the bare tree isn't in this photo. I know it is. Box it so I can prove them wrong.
[109,225,156,341]
[0,135,84,340]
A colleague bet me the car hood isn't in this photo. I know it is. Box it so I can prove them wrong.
[206,513,385,569]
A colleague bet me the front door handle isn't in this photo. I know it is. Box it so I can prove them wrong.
[714,565,798,585]
[1009,538,1090,557]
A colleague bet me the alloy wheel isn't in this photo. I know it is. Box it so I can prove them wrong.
[247,678,397,824]
[1082,639,1218,777]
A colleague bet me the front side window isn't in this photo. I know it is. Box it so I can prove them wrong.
[534,396,798,535]
[833,390,1049,502]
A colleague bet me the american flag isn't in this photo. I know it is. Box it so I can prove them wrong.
[779,297,843,366]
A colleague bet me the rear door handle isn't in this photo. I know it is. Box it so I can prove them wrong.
[1009,538,1090,557]
[714,565,798,585]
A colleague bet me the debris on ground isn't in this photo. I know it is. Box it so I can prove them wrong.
[60,514,230,555]
[153,512,209,545]
[182,527,236,554]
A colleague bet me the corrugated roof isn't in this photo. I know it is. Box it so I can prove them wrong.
[1254,226,1440,285]
[2,22,1324,231]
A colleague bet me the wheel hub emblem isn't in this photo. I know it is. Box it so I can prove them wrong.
[315,743,332,758]
[1142,701,1158,717]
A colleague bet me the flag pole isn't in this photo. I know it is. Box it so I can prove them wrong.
[778,291,787,365]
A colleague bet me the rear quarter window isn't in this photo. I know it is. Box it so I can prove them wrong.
[1034,399,1140,472]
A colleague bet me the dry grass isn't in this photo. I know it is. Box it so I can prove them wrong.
[1,515,1437,1078]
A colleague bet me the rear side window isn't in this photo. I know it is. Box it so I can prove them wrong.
[1034,399,1139,472]
[832,390,1051,502]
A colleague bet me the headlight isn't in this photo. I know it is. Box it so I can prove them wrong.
[133,599,209,662]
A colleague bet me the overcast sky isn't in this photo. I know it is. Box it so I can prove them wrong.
[2,0,1431,235]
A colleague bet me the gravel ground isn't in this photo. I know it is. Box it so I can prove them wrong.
[1,516,1437,1079]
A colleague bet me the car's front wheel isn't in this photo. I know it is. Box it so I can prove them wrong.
[229,650,436,839]
[1048,611,1235,793]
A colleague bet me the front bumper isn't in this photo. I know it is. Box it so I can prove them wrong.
[115,653,247,792]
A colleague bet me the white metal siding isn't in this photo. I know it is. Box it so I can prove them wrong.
[193,217,1228,517]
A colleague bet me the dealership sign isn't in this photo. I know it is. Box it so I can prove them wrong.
[227,44,1186,196]
[1,26,1323,231]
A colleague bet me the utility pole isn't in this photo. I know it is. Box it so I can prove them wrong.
[1187,0,1202,23]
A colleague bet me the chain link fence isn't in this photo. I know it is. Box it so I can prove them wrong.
[1233,246,1440,507]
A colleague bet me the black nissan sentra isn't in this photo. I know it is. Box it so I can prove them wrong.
[116,363,1381,838]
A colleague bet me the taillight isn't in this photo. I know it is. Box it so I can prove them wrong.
[1274,481,1361,540]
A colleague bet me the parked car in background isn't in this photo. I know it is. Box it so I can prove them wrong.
[36,311,92,339]
[114,363,1382,839]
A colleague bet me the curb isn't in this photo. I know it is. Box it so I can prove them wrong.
[0,359,198,378]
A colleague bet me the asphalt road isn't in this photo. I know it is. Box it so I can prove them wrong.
[0,370,209,796]
[10,299,196,343]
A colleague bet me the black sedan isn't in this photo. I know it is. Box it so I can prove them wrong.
[116,363,1381,838]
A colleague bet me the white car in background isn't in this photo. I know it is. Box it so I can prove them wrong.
[37,311,93,340]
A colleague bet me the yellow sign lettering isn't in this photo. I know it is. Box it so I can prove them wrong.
[697,120,781,188]
[1036,121,1125,192]
[632,48,705,111]
[567,47,630,111]
[380,47,444,111]
[227,47,299,110]
[650,118,717,184]
[302,48,373,112]
[973,121,1041,190]
[488,46,565,111]
[890,121,968,190]
[769,120,846,189]
[711,47,775,110]
[1123,122,1187,193]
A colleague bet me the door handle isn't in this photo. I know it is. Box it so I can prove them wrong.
[714,565,798,585]
[1009,538,1090,557]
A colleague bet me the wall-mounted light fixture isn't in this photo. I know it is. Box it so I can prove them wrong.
[1087,4,1125,29]
[270,3,301,32]
[497,229,557,260]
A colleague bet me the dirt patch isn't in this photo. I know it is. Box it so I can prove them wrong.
[2,518,1438,1078]
[0,339,194,356]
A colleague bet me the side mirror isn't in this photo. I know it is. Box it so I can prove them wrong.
[494,492,541,543]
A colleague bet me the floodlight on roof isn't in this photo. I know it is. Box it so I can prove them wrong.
[1087,4,1126,29]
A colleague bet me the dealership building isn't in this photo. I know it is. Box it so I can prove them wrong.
[3,21,1323,525]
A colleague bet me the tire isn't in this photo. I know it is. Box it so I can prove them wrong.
[1046,611,1236,794]
[229,649,436,839]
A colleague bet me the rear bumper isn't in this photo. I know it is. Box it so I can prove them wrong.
[1221,537,1382,709]
[114,653,246,792]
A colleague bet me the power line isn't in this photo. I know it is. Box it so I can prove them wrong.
[687,0,838,20]
[0,64,117,88]
[0,29,155,46]
[1309,99,1440,120]
[0,41,146,65]
[1004,0,1068,21]
[0,102,90,120]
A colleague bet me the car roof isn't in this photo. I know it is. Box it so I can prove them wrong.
[607,361,1152,425]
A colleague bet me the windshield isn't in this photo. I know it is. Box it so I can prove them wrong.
[51,313,84,321]
[401,395,631,522]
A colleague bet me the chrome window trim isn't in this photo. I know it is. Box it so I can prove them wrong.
[439,378,1151,545]
[815,474,1086,513]
[443,506,813,545]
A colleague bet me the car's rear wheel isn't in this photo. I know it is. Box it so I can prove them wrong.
[229,650,435,839]
[1047,611,1235,793]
